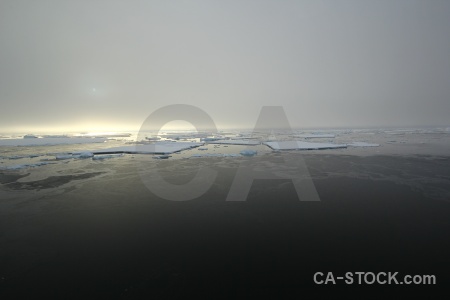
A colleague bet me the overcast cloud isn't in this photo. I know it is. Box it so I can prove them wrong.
[1,0,449,132]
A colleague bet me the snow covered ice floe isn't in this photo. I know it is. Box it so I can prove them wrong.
[347,142,380,147]
[0,137,107,146]
[264,141,347,150]
[92,141,203,155]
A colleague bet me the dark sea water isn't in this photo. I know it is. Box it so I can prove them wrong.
[1,132,450,298]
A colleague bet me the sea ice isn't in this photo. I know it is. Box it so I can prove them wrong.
[295,134,336,138]
[75,133,132,138]
[209,140,260,145]
[152,155,171,159]
[55,152,94,160]
[200,137,221,142]
[240,150,257,156]
[347,142,380,147]
[264,141,347,150]
[73,152,94,158]
[93,141,203,155]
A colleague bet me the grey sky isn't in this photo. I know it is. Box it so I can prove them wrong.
[1,0,449,132]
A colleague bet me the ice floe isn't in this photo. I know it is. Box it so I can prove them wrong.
[55,152,94,160]
[240,150,257,156]
[347,142,380,147]
[264,141,347,150]
[200,137,222,142]
[208,140,260,145]
[92,141,203,155]
[73,152,94,158]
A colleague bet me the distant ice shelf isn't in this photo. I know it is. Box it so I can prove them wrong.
[0,137,107,146]
[92,141,204,155]
[264,141,347,150]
